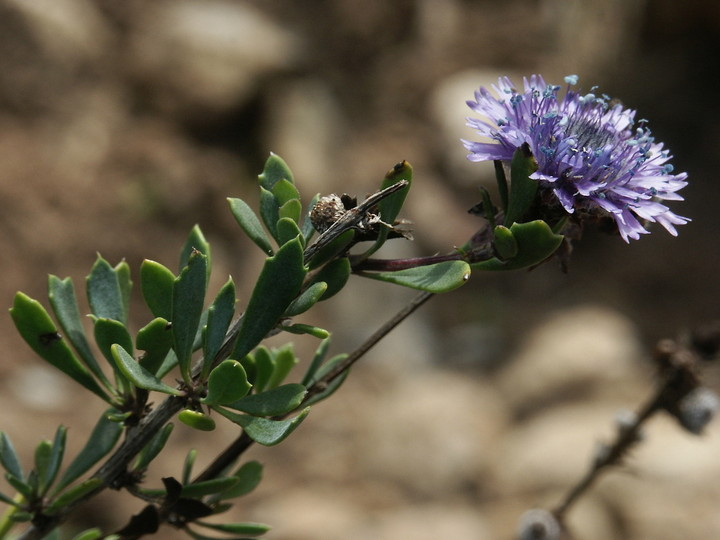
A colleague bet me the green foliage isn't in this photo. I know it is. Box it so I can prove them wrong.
[178,410,216,432]
[203,360,252,405]
[232,238,307,360]
[113,344,183,396]
[56,414,123,491]
[223,384,306,416]
[9,293,111,402]
[140,260,175,320]
[360,260,471,292]
[471,221,564,271]
[172,250,208,382]
[86,256,131,324]
[504,143,539,226]
[214,407,310,446]
[5,151,563,538]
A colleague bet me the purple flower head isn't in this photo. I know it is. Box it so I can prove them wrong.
[463,75,689,241]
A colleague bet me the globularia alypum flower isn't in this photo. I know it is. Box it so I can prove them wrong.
[463,75,689,241]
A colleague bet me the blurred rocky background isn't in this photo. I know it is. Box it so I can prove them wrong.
[1,0,719,538]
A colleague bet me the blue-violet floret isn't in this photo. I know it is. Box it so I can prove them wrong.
[463,75,689,241]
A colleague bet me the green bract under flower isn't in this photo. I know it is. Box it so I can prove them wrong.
[463,74,689,241]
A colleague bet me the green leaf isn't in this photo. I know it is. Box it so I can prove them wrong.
[5,473,33,500]
[300,193,320,243]
[258,152,294,190]
[70,529,104,540]
[115,261,133,325]
[252,347,273,392]
[94,318,134,376]
[493,225,519,259]
[493,159,509,214]
[203,360,252,405]
[86,255,127,324]
[56,413,123,491]
[301,338,331,387]
[259,186,280,242]
[112,344,183,396]
[9,293,109,402]
[214,407,310,446]
[232,238,307,360]
[44,478,103,515]
[178,410,216,432]
[265,345,297,390]
[362,161,413,258]
[180,225,211,282]
[303,354,349,406]
[196,521,270,536]
[379,160,412,225]
[172,250,208,380]
[227,198,274,255]
[182,449,198,485]
[134,423,174,471]
[137,318,174,375]
[309,257,350,301]
[217,461,263,500]
[360,260,470,292]
[276,217,304,247]
[202,278,236,377]
[181,477,239,498]
[471,220,563,271]
[0,432,24,480]
[283,282,327,317]
[35,426,66,496]
[272,179,301,207]
[225,384,306,416]
[48,276,107,387]
[282,324,330,339]
[140,260,175,320]
[504,143,539,226]
[0,490,21,507]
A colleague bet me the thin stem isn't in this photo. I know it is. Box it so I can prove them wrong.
[303,290,435,401]
[193,289,435,484]
[350,253,462,272]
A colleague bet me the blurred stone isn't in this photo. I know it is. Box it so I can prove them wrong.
[128,0,300,114]
[430,68,525,185]
[264,78,346,195]
[494,402,622,491]
[355,369,510,495]
[496,305,644,410]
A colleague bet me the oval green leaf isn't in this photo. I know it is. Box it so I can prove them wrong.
[86,255,127,324]
[140,260,175,320]
[214,407,310,446]
[504,143,539,226]
[172,250,208,379]
[284,282,327,317]
[202,278,236,377]
[9,293,109,401]
[48,276,107,386]
[56,413,123,491]
[232,238,306,360]
[360,260,470,292]
[227,197,274,255]
[258,152,294,190]
[178,410,216,432]
[225,383,307,416]
[471,220,563,271]
[112,344,182,396]
[203,360,252,405]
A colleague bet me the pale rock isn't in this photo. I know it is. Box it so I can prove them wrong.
[430,68,525,184]
[129,0,300,112]
[497,305,644,409]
